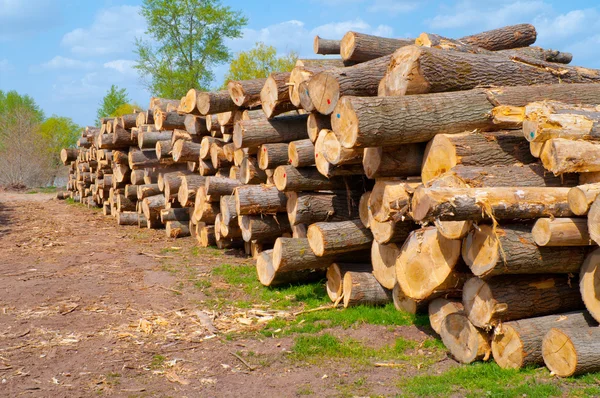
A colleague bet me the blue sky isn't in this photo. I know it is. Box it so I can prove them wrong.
[0,0,599,127]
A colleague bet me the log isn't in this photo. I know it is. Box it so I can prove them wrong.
[314,129,364,177]
[155,140,173,160]
[440,313,491,364]
[492,311,596,370]
[204,176,242,198]
[395,227,464,301]
[307,220,373,257]
[233,114,309,149]
[532,218,592,246]
[429,298,464,335]
[291,224,307,239]
[239,214,291,242]
[543,327,600,377]
[460,24,537,50]
[289,64,336,107]
[160,207,190,223]
[112,125,136,147]
[157,170,191,191]
[313,36,340,55]
[172,140,201,163]
[219,195,237,226]
[273,238,367,273]
[298,81,315,112]
[196,223,215,247]
[392,284,428,314]
[340,32,412,62]
[333,84,600,149]
[286,191,361,225]
[240,156,267,184]
[273,165,351,192]
[256,249,324,287]
[412,186,573,222]
[117,211,139,226]
[178,175,205,207]
[128,149,164,170]
[343,271,392,308]
[541,138,600,174]
[139,131,173,149]
[155,111,186,131]
[447,164,578,188]
[258,143,289,170]
[462,223,587,277]
[307,113,331,143]
[165,221,191,238]
[368,180,415,223]
[234,184,287,215]
[200,136,224,159]
[196,90,237,115]
[321,130,362,165]
[228,78,267,108]
[260,72,297,119]
[363,145,424,179]
[326,263,372,302]
[371,241,400,290]
[210,141,231,169]
[568,183,600,215]
[359,191,371,228]
[421,130,536,183]
[524,102,600,142]
[379,45,600,97]
[308,54,392,115]
[288,139,315,167]
[463,275,583,328]
[60,148,78,165]
[184,114,208,135]
[142,194,166,220]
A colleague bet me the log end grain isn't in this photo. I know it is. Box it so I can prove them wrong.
[542,328,577,377]
[440,313,491,364]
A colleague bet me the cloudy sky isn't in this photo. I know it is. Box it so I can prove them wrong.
[0,0,598,126]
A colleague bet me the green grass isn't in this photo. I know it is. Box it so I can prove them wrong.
[27,186,58,194]
[150,354,166,369]
[398,362,562,397]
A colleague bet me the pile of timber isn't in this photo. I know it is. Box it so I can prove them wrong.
[59,23,600,376]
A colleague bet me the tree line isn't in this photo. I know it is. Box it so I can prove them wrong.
[2,0,298,188]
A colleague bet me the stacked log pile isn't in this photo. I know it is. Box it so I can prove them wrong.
[59,23,600,376]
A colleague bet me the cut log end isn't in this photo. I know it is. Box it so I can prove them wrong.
[428,298,464,335]
[440,313,491,364]
[461,225,500,277]
[308,72,340,116]
[491,324,524,369]
[542,328,577,377]
[462,277,495,328]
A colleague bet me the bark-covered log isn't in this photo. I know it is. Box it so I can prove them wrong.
[429,298,464,335]
[340,31,412,62]
[524,101,600,142]
[343,271,392,308]
[308,55,392,115]
[314,130,364,177]
[543,326,600,377]
[233,114,308,149]
[492,311,596,370]
[307,113,331,143]
[184,114,208,135]
[333,84,600,149]
[326,263,372,302]
[116,211,139,226]
[568,183,600,215]
[363,145,424,179]
[141,194,166,220]
[321,129,362,165]
[298,81,315,112]
[60,148,78,165]
[155,111,186,131]
[441,313,491,364]
[462,223,587,277]
[313,36,340,55]
[286,190,361,225]
[178,175,205,207]
[139,131,173,149]
[460,24,537,50]
[196,90,238,115]
[421,130,536,183]
[463,275,583,328]
[307,219,373,257]
[447,164,577,188]
[172,140,201,163]
[240,156,267,184]
[260,72,298,118]
[369,215,415,245]
[396,227,464,301]
[256,249,325,287]
[164,220,190,238]
[541,138,600,174]
[234,184,287,215]
[228,78,267,108]
[258,143,289,170]
[380,45,600,97]
[288,139,315,167]
[239,213,291,242]
[160,207,190,223]
[412,186,573,222]
[289,64,339,107]
[128,149,165,170]
[155,140,172,160]
[532,218,592,246]
[368,180,415,223]
[273,165,353,192]
[204,176,242,198]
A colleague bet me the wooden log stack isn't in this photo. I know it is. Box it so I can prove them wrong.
[58,23,600,376]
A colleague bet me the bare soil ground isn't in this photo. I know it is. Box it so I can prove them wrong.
[2,193,599,397]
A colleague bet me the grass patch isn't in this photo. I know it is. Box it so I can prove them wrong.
[262,303,429,336]
[27,186,58,194]
[398,362,562,397]
[191,245,222,257]
[150,354,166,369]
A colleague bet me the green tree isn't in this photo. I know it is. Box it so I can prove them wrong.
[111,103,143,118]
[223,42,298,85]
[0,90,44,145]
[37,116,81,165]
[134,0,247,98]
[96,85,129,125]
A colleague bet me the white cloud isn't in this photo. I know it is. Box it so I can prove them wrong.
[104,60,137,75]
[41,56,95,70]
[0,0,59,40]
[61,5,146,57]
[534,9,599,42]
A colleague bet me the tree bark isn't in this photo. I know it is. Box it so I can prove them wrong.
[137,183,161,200]
[463,275,583,329]
[380,45,600,97]
[116,211,139,225]
[228,78,267,108]
[256,249,325,287]
[412,186,573,222]
[307,219,373,257]
[196,90,237,115]
[462,223,587,277]
[273,165,355,192]
[142,194,166,220]
[363,145,424,179]
[334,84,600,149]
[343,271,392,308]
[239,213,291,242]
[308,54,392,115]
[286,190,361,226]
[543,326,600,377]
[340,31,413,62]
[155,111,186,131]
[440,313,491,364]
[184,114,208,135]
[288,139,315,167]
[492,311,596,370]
[541,138,600,174]
[139,131,173,149]
[233,114,309,149]
[532,218,592,246]
[448,164,577,188]
[395,227,464,301]
[460,23,537,50]
[160,207,190,223]
[172,140,200,163]
[240,156,267,184]
[422,130,536,183]
[155,140,172,160]
[129,149,167,170]
[234,184,287,215]
[313,36,340,55]
[258,143,289,170]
